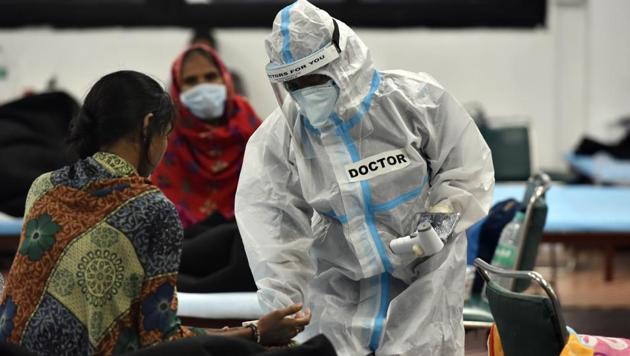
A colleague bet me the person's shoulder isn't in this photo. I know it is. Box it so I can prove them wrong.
[118,187,182,230]
[379,70,447,98]
[49,156,115,189]
[30,171,54,188]
[241,108,295,166]
[131,188,178,215]
[24,171,56,215]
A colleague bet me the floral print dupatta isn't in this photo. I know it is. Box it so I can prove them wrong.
[0,152,202,355]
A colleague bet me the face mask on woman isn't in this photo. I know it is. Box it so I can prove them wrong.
[180,83,227,120]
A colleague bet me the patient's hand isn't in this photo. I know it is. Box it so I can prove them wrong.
[257,304,311,346]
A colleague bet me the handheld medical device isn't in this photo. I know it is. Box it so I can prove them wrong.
[389,221,444,257]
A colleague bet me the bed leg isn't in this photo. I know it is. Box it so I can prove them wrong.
[604,244,614,282]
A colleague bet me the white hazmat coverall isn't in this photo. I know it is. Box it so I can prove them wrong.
[235,1,494,355]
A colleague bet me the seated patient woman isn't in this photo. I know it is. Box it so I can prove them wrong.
[152,45,261,293]
[0,70,309,355]
[153,44,260,230]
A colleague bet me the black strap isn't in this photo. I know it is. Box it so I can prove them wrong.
[332,19,341,53]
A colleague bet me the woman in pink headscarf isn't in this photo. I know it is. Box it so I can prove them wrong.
[152,44,260,292]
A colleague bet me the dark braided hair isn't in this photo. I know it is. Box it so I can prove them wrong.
[67,70,175,174]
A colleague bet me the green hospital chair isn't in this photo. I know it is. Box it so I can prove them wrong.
[463,173,551,328]
[481,126,531,181]
[474,258,569,356]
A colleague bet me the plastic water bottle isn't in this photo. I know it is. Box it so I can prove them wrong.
[491,211,525,289]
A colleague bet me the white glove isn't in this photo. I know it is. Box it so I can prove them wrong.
[389,221,444,257]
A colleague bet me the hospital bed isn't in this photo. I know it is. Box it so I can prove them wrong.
[0,212,21,268]
[494,183,630,281]
[176,292,262,328]
[0,212,21,243]
[463,178,630,329]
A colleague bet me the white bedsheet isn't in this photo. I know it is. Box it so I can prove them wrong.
[176,292,262,320]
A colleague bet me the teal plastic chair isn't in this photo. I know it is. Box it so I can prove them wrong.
[474,258,569,356]
[463,173,550,327]
[513,173,550,292]
[481,126,531,181]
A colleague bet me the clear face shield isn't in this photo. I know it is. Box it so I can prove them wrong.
[265,20,342,133]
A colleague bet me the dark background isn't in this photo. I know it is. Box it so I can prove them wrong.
[0,0,546,29]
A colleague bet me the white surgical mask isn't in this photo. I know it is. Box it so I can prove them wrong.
[291,80,339,128]
[180,83,227,120]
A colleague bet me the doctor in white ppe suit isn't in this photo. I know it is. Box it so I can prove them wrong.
[235,1,494,355]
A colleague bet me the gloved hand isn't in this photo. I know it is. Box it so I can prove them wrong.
[390,221,444,257]
[428,200,454,214]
